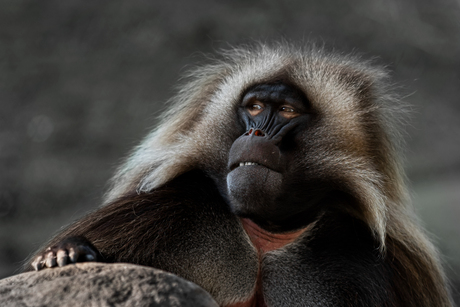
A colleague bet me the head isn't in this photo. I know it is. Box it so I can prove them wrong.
[106,43,407,244]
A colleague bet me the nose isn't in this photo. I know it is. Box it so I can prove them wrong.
[244,128,266,137]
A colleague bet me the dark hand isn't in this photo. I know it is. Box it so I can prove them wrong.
[31,236,100,271]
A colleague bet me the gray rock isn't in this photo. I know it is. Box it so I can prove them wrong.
[0,262,218,307]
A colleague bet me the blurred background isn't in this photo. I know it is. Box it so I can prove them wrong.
[0,0,459,303]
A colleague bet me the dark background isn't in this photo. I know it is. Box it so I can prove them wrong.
[1,0,459,303]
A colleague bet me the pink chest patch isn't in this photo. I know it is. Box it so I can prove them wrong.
[225,218,308,307]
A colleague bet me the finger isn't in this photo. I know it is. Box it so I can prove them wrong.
[82,246,97,261]
[45,251,56,268]
[56,249,68,267]
[68,247,77,263]
[32,255,44,271]
[85,254,95,261]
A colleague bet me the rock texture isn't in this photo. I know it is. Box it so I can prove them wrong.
[0,262,218,307]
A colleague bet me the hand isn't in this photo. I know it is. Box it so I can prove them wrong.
[31,236,100,271]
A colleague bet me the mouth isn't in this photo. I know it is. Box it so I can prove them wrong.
[230,161,262,171]
[238,162,260,167]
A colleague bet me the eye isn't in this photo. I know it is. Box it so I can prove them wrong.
[280,106,295,113]
[279,106,299,119]
[246,101,264,116]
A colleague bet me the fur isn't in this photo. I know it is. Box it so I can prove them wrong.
[27,43,453,306]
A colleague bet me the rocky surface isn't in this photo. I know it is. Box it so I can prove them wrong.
[0,262,218,307]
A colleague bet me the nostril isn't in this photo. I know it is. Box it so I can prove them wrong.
[254,129,265,137]
[245,128,254,136]
[244,128,265,137]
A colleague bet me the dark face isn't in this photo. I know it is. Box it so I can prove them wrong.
[226,83,323,232]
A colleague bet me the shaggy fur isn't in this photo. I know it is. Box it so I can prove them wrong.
[28,43,453,306]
